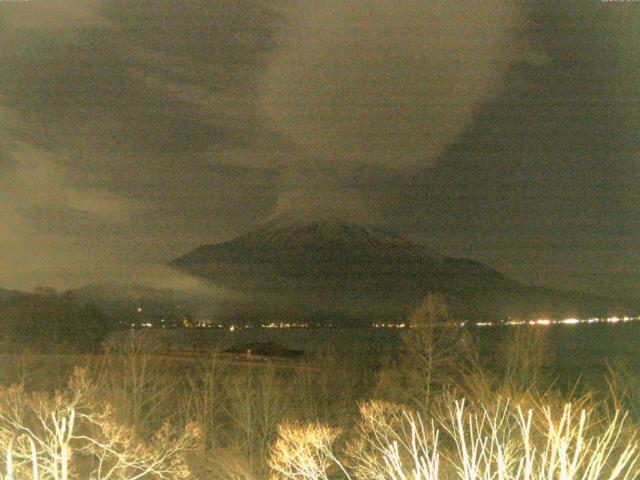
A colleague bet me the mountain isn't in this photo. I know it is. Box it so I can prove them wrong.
[0,287,25,303]
[69,283,208,327]
[171,219,631,323]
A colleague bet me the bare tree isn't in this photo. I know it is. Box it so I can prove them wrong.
[0,367,198,480]
[185,352,226,452]
[379,293,471,413]
[94,332,176,437]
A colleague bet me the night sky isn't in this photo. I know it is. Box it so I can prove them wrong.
[0,1,638,298]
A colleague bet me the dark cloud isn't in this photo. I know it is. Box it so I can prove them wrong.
[0,18,267,159]
[102,0,281,66]
[0,0,284,288]
[385,1,640,295]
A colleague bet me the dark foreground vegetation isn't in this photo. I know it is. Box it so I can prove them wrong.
[0,287,116,353]
[1,294,640,479]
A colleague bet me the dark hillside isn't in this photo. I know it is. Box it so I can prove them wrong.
[172,220,631,323]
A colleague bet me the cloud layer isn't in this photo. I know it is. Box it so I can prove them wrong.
[261,1,521,170]
[0,0,638,296]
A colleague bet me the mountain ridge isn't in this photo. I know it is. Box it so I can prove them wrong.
[174,218,439,265]
[171,219,633,322]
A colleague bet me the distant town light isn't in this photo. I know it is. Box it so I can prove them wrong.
[559,318,580,325]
